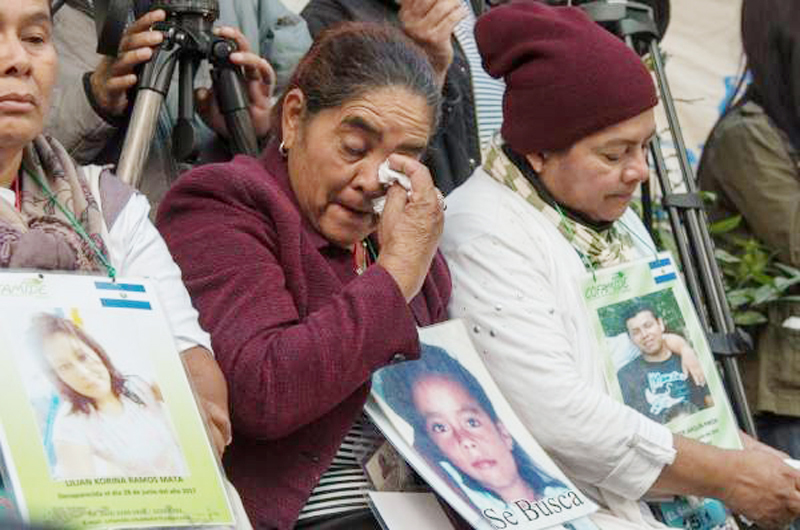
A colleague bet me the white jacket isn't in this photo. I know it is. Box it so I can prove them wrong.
[442,169,676,527]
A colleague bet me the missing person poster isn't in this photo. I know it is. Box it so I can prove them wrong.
[0,272,234,528]
[580,252,741,530]
[366,320,599,530]
[579,252,740,449]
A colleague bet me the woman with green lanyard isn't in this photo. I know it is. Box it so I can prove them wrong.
[0,0,237,493]
[441,2,800,529]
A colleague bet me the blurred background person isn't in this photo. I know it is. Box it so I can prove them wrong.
[33,313,186,480]
[697,0,800,460]
[48,0,311,213]
[301,0,505,195]
[157,22,450,529]
[442,2,800,528]
[0,0,237,520]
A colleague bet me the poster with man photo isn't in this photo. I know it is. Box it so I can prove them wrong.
[598,290,714,425]
[581,254,745,530]
[580,253,741,451]
[367,320,599,530]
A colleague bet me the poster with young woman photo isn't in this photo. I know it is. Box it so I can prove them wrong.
[20,310,187,481]
[367,319,598,530]
[580,252,740,450]
[0,272,233,528]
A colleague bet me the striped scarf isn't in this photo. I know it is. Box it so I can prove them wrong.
[481,134,638,269]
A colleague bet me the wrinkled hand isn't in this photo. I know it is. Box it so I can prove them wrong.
[723,449,800,529]
[198,398,232,458]
[90,9,166,117]
[377,155,444,302]
[398,0,467,85]
[195,26,275,139]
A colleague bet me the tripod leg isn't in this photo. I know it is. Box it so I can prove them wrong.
[117,91,164,188]
[173,57,198,162]
[649,40,757,436]
[210,40,259,157]
[117,42,180,188]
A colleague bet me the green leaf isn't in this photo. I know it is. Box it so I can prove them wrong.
[752,284,780,305]
[709,215,742,234]
[774,276,800,293]
[700,190,718,204]
[735,310,768,326]
[778,296,800,303]
[726,289,752,308]
[714,248,741,264]
[774,262,800,278]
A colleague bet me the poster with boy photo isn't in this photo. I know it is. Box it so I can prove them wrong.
[367,320,599,530]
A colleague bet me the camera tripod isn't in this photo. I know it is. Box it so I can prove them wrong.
[572,0,757,436]
[97,0,260,188]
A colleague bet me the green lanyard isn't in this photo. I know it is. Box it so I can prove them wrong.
[20,166,117,279]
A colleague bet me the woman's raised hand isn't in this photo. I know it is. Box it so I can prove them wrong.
[377,155,444,302]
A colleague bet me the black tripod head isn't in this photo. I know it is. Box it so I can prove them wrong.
[94,0,220,55]
[545,0,670,56]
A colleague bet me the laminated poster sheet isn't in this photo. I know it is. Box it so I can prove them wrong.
[0,272,233,528]
[367,320,599,530]
[580,252,742,530]
[579,252,740,449]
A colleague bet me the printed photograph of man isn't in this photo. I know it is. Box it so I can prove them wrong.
[617,304,714,424]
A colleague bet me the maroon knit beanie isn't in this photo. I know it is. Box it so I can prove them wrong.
[475,1,658,154]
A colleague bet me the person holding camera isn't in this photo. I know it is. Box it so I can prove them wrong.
[47,0,311,213]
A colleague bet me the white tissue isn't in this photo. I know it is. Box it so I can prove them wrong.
[372,160,413,215]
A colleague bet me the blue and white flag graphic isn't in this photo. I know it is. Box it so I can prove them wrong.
[649,257,677,285]
[95,281,152,310]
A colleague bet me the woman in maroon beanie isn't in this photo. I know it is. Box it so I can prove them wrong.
[156,22,450,530]
[442,1,800,529]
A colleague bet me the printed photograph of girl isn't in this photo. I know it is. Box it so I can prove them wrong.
[25,312,187,480]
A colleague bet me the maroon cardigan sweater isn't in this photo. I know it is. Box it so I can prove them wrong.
[156,144,451,529]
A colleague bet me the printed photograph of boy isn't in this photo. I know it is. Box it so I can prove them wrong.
[617,304,714,424]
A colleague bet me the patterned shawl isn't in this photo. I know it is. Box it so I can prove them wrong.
[0,135,109,273]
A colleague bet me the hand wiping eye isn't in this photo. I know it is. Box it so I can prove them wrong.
[372,160,413,214]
